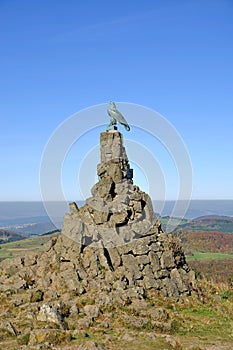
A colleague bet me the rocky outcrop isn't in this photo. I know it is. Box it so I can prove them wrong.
[58,130,195,299]
[0,131,195,301]
[0,129,197,349]
[62,131,159,247]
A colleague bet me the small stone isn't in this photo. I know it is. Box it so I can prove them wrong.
[165,335,183,349]
[76,316,92,329]
[122,255,142,280]
[70,304,80,316]
[149,251,161,271]
[110,211,128,225]
[83,304,100,319]
[121,332,137,342]
[160,250,175,269]
[91,176,115,200]
[69,201,79,214]
[142,265,159,289]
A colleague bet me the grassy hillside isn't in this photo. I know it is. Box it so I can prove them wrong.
[0,232,58,261]
[0,229,24,243]
[173,229,233,285]
[174,215,233,233]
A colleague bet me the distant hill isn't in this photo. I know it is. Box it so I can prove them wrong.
[174,215,233,233]
[0,232,59,261]
[0,221,61,237]
[14,222,60,236]
[0,229,24,243]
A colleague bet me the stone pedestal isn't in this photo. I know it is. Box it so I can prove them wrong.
[62,130,157,244]
[100,131,127,163]
[97,131,129,182]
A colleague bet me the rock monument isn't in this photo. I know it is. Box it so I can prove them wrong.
[63,130,158,247]
[58,128,195,300]
[0,122,197,348]
[0,128,195,304]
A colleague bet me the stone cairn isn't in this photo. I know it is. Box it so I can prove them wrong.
[0,130,195,308]
[59,130,195,301]
[63,131,159,247]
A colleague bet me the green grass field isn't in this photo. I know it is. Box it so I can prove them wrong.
[187,252,233,261]
[0,233,58,260]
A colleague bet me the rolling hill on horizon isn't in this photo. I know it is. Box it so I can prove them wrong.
[0,229,25,243]
[173,215,233,234]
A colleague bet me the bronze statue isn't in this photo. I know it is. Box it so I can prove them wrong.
[107,101,130,131]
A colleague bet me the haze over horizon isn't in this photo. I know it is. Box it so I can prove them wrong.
[1,0,233,202]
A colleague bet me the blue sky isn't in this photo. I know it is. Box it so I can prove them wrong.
[0,0,233,201]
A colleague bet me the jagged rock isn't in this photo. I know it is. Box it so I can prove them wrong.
[165,335,183,349]
[107,246,121,268]
[37,304,68,330]
[56,129,195,296]
[22,253,39,267]
[161,250,175,269]
[62,131,162,245]
[78,205,94,225]
[122,254,142,281]
[83,304,100,319]
[0,129,197,350]
[91,176,115,200]
[110,211,128,225]
[69,304,79,317]
[148,251,161,271]
[143,265,159,289]
[69,201,79,214]
[76,316,92,329]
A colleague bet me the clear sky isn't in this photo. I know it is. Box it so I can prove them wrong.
[0,0,233,201]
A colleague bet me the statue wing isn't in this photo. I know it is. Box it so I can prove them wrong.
[109,108,128,126]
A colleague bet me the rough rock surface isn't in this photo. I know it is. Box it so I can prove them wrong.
[62,131,158,246]
[0,131,195,301]
[59,130,195,298]
[0,129,197,349]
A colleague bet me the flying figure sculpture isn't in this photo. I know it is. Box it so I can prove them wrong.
[107,101,130,131]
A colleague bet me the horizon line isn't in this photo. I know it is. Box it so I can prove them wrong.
[1,199,233,202]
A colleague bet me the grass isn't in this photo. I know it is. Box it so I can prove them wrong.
[73,288,233,349]
[178,307,231,334]
[0,233,57,260]
[187,252,233,260]
[0,277,232,349]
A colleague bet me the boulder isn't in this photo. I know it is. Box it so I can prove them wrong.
[37,304,68,330]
